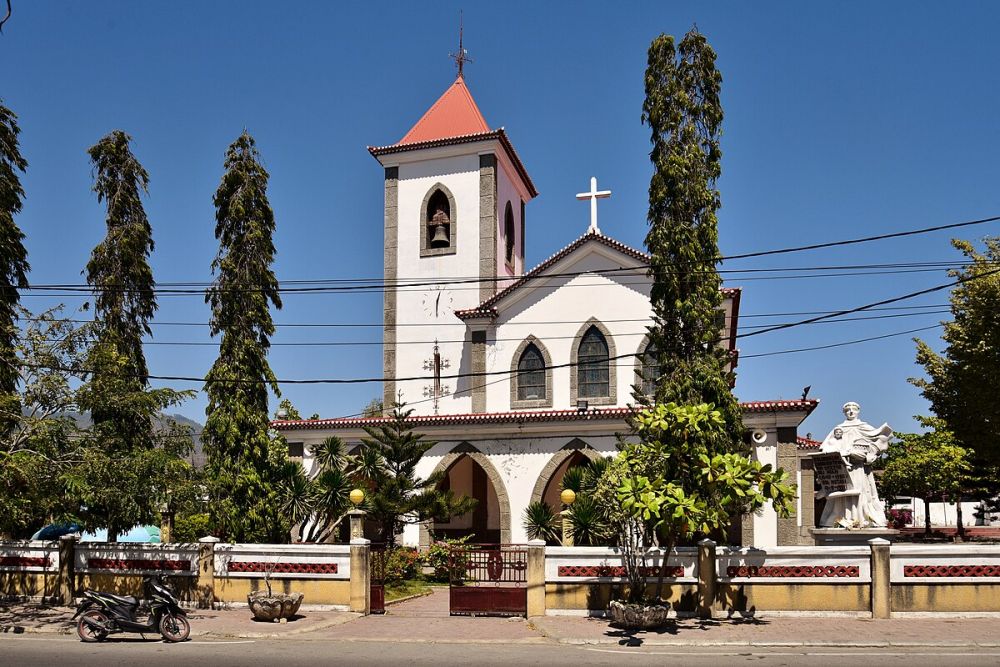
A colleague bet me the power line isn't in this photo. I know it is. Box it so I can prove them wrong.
[742,324,943,358]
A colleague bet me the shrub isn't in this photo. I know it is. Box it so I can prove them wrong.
[382,546,421,583]
[522,501,560,544]
[424,536,472,582]
[173,513,210,543]
[887,508,913,529]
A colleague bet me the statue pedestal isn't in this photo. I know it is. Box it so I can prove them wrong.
[809,528,899,546]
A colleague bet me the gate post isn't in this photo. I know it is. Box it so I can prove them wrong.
[57,534,77,606]
[350,538,371,615]
[526,539,546,618]
[869,538,891,619]
[697,538,717,619]
[197,536,219,609]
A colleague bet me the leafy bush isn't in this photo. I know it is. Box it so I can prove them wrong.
[382,546,421,583]
[424,536,472,582]
[173,513,210,543]
[522,501,560,544]
[887,508,913,528]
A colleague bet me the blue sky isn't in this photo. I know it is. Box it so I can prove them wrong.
[3,2,998,436]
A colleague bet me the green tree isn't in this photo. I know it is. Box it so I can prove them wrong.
[0,101,30,437]
[203,131,286,543]
[275,398,301,420]
[357,403,474,544]
[641,29,742,446]
[911,238,1000,475]
[278,436,356,543]
[606,403,794,603]
[76,130,188,541]
[881,416,976,538]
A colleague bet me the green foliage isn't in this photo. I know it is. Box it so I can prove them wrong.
[173,513,211,543]
[277,436,354,543]
[911,238,1000,475]
[356,402,476,543]
[0,101,30,437]
[522,500,560,544]
[276,398,301,420]
[881,416,976,535]
[382,546,421,584]
[360,397,383,418]
[423,536,472,582]
[203,131,287,543]
[564,495,610,547]
[609,402,795,603]
[641,29,742,448]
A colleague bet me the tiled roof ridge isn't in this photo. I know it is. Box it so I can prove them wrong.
[797,435,822,450]
[455,231,740,320]
[272,399,819,430]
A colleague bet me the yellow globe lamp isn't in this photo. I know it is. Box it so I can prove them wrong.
[349,488,365,506]
[560,489,577,506]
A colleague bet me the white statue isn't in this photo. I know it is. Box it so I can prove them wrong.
[815,402,892,528]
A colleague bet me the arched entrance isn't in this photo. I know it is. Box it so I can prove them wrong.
[530,440,604,508]
[420,443,512,546]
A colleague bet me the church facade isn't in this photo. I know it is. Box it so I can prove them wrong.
[273,74,819,548]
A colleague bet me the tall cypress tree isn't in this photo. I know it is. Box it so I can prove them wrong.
[641,29,742,447]
[0,102,30,435]
[203,131,286,543]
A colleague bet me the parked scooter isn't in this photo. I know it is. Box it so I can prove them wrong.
[73,574,190,642]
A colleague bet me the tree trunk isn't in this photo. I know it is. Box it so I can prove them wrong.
[955,497,965,542]
[923,496,932,537]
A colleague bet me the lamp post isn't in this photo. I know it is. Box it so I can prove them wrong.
[560,488,576,547]
[348,489,366,541]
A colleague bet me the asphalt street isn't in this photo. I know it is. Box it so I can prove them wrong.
[4,636,1000,667]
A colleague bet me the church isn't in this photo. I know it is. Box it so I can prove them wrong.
[273,70,820,548]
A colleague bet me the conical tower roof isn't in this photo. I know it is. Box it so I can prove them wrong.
[397,76,490,145]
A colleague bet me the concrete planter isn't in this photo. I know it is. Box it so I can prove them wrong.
[608,599,672,630]
[247,591,304,622]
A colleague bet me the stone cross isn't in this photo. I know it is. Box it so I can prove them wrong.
[576,176,611,234]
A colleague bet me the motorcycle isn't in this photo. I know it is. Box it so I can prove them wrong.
[72,574,190,643]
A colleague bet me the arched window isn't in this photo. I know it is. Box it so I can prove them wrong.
[420,185,457,257]
[504,201,515,266]
[577,326,610,398]
[517,343,546,400]
[642,341,659,396]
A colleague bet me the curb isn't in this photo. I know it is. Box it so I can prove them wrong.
[554,637,1000,648]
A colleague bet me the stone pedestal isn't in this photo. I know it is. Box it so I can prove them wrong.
[348,509,366,541]
[809,528,899,546]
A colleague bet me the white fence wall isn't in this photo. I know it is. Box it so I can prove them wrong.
[890,544,1000,584]
[75,543,199,577]
[214,543,350,580]
[545,546,698,584]
[0,540,59,573]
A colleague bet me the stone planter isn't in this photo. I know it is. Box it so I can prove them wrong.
[247,590,304,622]
[608,599,672,630]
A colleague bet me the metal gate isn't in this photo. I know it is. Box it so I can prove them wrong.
[448,544,527,617]
[370,544,386,614]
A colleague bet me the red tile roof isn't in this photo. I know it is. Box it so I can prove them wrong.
[797,435,822,450]
[398,76,490,145]
[272,400,818,431]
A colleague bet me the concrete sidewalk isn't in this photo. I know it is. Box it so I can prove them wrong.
[530,614,1000,648]
[0,603,357,639]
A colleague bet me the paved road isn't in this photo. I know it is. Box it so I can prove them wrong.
[5,636,1000,666]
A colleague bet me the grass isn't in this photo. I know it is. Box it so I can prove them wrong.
[384,578,433,602]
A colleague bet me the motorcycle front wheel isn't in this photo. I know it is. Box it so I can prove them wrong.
[158,613,190,642]
[76,609,110,643]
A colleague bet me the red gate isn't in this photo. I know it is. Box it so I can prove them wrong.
[370,544,386,615]
[448,544,527,617]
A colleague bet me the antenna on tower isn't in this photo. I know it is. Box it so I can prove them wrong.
[449,11,473,77]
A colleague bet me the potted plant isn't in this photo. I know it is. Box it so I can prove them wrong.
[597,403,796,630]
[247,559,304,622]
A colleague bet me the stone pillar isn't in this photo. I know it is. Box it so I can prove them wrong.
[348,509,366,541]
[197,537,219,610]
[869,537,891,619]
[350,538,371,615]
[57,534,77,606]
[560,510,574,547]
[697,538,717,619]
[526,539,546,618]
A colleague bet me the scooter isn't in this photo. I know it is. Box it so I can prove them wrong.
[73,574,190,642]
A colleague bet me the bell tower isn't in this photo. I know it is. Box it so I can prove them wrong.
[369,72,537,414]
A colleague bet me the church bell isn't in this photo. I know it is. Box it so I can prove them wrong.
[429,208,450,248]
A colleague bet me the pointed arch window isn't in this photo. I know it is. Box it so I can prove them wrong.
[641,341,659,396]
[504,201,516,266]
[517,344,546,401]
[420,185,457,257]
[577,326,610,398]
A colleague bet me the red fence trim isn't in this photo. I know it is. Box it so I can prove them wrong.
[228,561,338,575]
[87,558,190,572]
[558,565,684,578]
[727,565,860,578]
[904,565,1000,577]
[0,556,50,568]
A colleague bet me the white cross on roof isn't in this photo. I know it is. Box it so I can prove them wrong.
[575,176,611,234]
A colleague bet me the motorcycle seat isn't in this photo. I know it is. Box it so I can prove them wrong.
[90,590,139,607]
